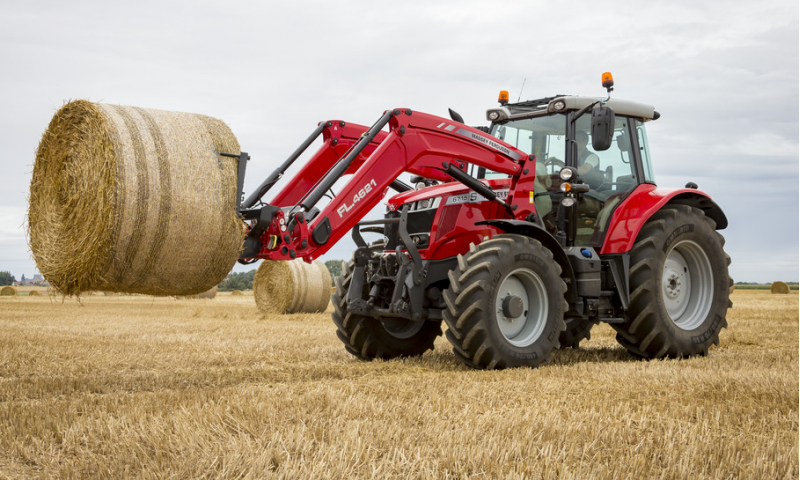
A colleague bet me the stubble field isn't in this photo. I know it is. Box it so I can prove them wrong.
[0,290,797,479]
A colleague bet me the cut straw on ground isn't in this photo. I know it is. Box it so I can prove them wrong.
[0,290,796,479]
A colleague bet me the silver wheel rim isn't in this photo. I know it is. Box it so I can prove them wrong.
[495,268,548,347]
[662,239,714,330]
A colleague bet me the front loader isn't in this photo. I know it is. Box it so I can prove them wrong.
[231,73,732,369]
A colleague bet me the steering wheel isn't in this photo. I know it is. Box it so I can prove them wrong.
[544,157,565,173]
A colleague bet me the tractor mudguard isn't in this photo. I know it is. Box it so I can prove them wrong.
[478,219,578,303]
[601,184,728,255]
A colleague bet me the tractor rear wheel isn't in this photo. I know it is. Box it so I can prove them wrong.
[331,260,442,360]
[442,234,567,369]
[612,205,732,358]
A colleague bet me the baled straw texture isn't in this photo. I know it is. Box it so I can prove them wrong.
[231,290,243,296]
[0,286,17,296]
[254,260,331,314]
[771,281,790,294]
[182,286,218,300]
[28,100,243,296]
[27,290,43,297]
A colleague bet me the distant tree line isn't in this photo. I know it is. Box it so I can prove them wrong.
[0,271,16,286]
[324,260,343,280]
[218,270,256,291]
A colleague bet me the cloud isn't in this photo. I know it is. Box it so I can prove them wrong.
[1,0,797,283]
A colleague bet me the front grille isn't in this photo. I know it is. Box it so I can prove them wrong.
[436,204,461,236]
[407,209,436,235]
[382,203,438,251]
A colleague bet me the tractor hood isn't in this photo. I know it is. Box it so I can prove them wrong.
[386,178,512,211]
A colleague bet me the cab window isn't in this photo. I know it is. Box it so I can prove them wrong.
[635,119,655,183]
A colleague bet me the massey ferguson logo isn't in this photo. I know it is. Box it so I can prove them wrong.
[337,179,378,218]
[435,122,521,161]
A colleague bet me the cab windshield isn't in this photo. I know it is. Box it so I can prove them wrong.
[491,114,565,161]
[483,114,565,179]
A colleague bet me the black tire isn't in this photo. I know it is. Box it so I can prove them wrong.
[612,204,732,358]
[331,260,442,360]
[442,234,567,369]
[560,317,599,348]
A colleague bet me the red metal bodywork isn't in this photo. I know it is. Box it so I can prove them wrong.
[599,184,717,254]
[267,123,388,207]
[387,179,513,260]
[251,110,535,262]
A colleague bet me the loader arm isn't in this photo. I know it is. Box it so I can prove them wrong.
[267,122,388,207]
[241,108,537,262]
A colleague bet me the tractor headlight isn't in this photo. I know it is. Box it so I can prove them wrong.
[552,100,566,111]
[559,167,574,181]
[420,198,430,209]
[488,110,500,121]
[561,197,576,207]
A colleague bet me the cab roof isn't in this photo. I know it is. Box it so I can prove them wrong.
[487,95,658,123]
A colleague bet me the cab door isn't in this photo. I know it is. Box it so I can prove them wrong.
[572,115,642,246]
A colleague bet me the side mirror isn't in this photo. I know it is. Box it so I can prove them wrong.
[591,105,615,151]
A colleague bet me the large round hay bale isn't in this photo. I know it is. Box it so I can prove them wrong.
[231,290,243,296]
[0,286,17,296]
[196,286,218,299]
[28,100,243,296]
[771,281,790,294]
[27,290,43,296]
[254,260,331,313]
[181,285,218,299]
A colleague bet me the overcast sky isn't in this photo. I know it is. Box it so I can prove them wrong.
[1,0,797,283]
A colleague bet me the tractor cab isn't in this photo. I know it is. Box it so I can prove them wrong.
[482,82,659,248]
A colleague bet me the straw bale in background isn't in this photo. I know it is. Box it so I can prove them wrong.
[28,290,43,296]
[771,281,790,294]
[254,260,331,314]
[28,100,243,296]
[231,290,243,296]
[1,286,17,296]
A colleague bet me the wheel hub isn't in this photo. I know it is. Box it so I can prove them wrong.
[661,240,714,331]
[495,269,547,347]
[502,295,524,318]
[664,272,682,299]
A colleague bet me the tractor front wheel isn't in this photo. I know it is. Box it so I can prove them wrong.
[613,205,732,358]
[331,260,442,360]
[443,234,567,369]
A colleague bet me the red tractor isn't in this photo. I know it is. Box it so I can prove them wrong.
[232,73,732,369]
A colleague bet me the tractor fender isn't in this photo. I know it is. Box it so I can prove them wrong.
[478,219,578,303]
[601,185,728,255]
